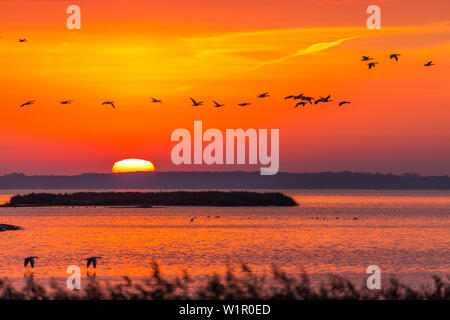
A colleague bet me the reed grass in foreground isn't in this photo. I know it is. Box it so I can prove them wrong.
[0,263,448,300]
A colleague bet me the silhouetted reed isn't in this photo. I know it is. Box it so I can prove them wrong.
[0,263,448,300]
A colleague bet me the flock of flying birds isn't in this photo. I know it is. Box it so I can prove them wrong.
[11,37,436,110]
[24,256,102,269]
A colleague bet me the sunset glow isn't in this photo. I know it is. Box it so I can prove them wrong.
[112,159,156,173]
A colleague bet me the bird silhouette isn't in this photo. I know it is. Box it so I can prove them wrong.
[361,56,373,61]
[20,100,35,107]
[190,98,203,106]
[238,102,251,106]
[302,96,314,104]
[338,101,351,106]
[151,97,162,103]
[284,95,295,99]
[295,102,306,108]
[424,61,435,67]
[85,257,102,269]
[293,94,304,100]
[390,54,401,61]
[213,101,224,107]
[257,92,269,98]
[24,256,39,268]
[18,38,27,43]
[190,217,196,223]
[368,62,378,69]
[102,101,115,108]
[315,95,332,104]
[60,100,73,104]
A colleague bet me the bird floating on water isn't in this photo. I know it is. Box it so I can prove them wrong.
[257,92,269,98]
[102,101,115,108]
[190,98,203,106]
[85,257,102,269]
[150,97,162,103]
[24,256,39,268]
[20,100,35,107]
[424,61,435,67]
[390,53,401,61]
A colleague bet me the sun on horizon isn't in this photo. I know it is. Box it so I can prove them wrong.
[112,158,156,173]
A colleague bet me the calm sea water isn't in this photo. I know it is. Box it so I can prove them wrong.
[0,189,449,288]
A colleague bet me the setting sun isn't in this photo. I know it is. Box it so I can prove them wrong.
[112,159,156,173]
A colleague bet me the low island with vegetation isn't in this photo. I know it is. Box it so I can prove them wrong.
[1,191,298,207]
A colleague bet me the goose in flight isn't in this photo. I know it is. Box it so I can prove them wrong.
[20,100,35,107]
[257,92,269,98]
[85,257,102,269]
[190,98,203,106]
[424,61,435,67]
[102,101,115,108]
[293,94,304,100]
[295,102,306,108]
[361,56,373,61]
[315,95,332,104]
[213,101,224,107]
[302,96,314,104]
[338,101,351,106]
[151,97,162,103]
[238,102,251,106]
[390,54,401,61]
[24,256,39,268]
[368,62,378,69]
[18,38,27,43]
[60,100,73,104]
[284,95,295,99]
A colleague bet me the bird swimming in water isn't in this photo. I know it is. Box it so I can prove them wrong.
[368,62,378,69]
[295,102,306,108]
[18,38,27,43]
[361,56,373,61]
[389,53,401,61]
[238,102,251,106]
[150,97,162,103]
[60,100,73,104]
[85,257,102,269]
[424,61,435,67]
[213,101,224,107]
[20,100,35,107]
[102,101,115,108]
[24,256,39,268]
[257,92,269,98]
[190,98,203,106]
[338,101,351,106]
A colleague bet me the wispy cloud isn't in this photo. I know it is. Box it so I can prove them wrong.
[249,36,358,70]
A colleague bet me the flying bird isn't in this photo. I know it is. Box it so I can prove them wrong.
[18,38,27,43]
[368,62,378,69]
[361,56,373,61]
[315,95,332,104]
[238,102,251,106]
[293,94,304,100]
[20,100,35,107]
[390,54,401,61]
[295,102,306,108]
[60,100,73,104]
[190,98,203,106]
[151,97,162,103]
[24,257,39,268]
[190,217,196,223]
[424,61,435,67]
[284,95,295,99]
[85,257,102,269]
[257,92,269,98]
[213,101,224,107]
[302,96,314,104]
[338,101,351,106]
[102,101,115,108]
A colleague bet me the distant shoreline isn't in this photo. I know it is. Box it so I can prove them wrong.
[1,191,298,207]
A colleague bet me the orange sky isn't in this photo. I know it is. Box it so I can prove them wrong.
[0,0,449,175]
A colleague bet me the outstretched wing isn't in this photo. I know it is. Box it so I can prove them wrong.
[190,98,197,104]
[87,259,91,268]
[93,259,97,269]
[24,259,28,267]
[30,259,35,268]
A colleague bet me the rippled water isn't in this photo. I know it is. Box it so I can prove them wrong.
[0,190,449,288]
